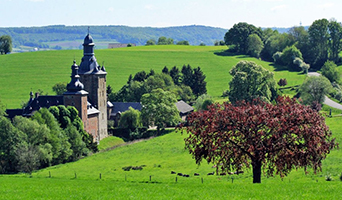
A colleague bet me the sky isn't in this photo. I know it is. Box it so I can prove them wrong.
[1,0,341,29]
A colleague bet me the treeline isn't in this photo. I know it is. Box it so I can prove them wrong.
[0,25,226,49]
[225,18,342,70]
[108,64,207,103]
[0,105,97,174]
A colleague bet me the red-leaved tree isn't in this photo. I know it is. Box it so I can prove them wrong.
[179,96,337,183]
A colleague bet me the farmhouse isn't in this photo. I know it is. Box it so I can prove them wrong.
[6,33,111,142]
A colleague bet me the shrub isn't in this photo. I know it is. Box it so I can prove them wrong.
[272,51,282,63]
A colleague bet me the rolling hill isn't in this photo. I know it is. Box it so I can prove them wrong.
[0,45,306,109]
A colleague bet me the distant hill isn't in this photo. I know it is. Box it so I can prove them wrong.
[0,25,227,51]
[0,25,306,52]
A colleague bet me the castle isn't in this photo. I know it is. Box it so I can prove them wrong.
[6,33,111,142]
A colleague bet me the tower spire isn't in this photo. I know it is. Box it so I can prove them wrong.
[66,60,84,92]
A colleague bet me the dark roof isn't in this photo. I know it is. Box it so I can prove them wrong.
[5,109,24,119]
[22,95,64,117]
[79,33,107,75]
[175,100,194,114]
[111,102,142,116]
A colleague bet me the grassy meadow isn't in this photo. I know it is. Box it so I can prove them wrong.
[1,116,341,199]
[0,45,305,109]
[1,45,341,199]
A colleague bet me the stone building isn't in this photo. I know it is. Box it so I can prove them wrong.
[6,33,110,142]
[78,33,109,141]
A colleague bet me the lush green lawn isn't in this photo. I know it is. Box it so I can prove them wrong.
[98,136,125,151]
[1,45,340,199]
[0,45,305,109]
[0,114,341,199]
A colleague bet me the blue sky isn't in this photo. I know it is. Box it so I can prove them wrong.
[1,0,341,29]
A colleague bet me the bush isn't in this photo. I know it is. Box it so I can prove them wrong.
[322,61,340,83]
[334,91,342,102]
[272,52,282,63]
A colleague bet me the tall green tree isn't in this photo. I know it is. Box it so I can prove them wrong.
[169,66,181,86]
[13,116,53,168]
[224,22,262,54]
[228,61,277,104]
[119,107,142,130]
[0,35,12,54]
[192,67,207,97]
[308,18,329,69]
[141,89,180,132]
[181,64,194,88]
[288,26,310,62]
[247,33,264,58]
[328,20,342,62]
[0,116,26,173]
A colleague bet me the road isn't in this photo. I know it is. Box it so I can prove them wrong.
[307,72,342,110]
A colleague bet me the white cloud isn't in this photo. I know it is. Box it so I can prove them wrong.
[271,4,287,11]
[108,7,114,12]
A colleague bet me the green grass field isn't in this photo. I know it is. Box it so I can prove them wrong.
[1,115,341,199]
[0,45,305,109]
[1,45,341,199]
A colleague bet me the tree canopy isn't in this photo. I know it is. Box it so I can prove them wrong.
[141,88,180,132]
[179,96,337,183]
[300,75,332,105]
[0,35,12,54]
[224,22,262,54]
[228,61,277,104]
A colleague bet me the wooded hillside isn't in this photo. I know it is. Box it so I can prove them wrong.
[0,25,227,50]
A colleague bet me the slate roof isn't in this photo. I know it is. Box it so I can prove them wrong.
[175,100,194,115]
[22,95,64,117]
[111,102,142,117]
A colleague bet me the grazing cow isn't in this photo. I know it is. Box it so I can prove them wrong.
[183,174,190,177]
[177,173,183,176]
[207,172,215,175]
[220,172,226,176]
[171,171,176,174]
[228,172,234,175]
[194,173,200,176]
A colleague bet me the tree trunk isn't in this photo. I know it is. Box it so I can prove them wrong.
[252,160,262,183]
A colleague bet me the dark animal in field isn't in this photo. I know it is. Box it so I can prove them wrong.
[194,173,200,176]
[183,174,190,177]
[171,171,176,174]
[207,172,215,175]
[228,172,234,175]
[220,172,226,176]
[234,170,244,174]
[177,173,183,176]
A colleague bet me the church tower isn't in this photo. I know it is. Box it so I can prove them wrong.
[78,33,108,141]
[63,61,89,131]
